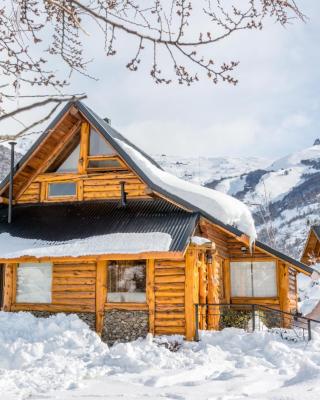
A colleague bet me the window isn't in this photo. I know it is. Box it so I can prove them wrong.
[87,158,123,170]
[57,144,80,173]
[107,260,146,302]
[48,182,77,198]
[89,128,116,156]
[16,263,52,303]
[230,261,277,297]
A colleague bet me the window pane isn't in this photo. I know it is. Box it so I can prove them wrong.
[48,182,76,197]
[107,260,146,302]
[87,159,122,169]
[252,262,277,297]
[230,262,253,297]
[89,128,115,156]
[57,144,80,172]
[16,263,52,303]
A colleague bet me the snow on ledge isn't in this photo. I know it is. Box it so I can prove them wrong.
[116,139,257,243]
[0,232,172,259]
[191,236,212,246]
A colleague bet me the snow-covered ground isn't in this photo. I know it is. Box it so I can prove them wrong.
[1,312,320,400]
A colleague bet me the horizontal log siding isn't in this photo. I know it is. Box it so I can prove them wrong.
[83,172,147,200]
[52,262,96,311]
[288,266,298,311]
[154,260,186,335]
[17,182,40,203]
[17,171,149,203]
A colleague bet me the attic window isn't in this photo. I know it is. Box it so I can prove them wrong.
[89,128,116,156]
[48,182,77,198]
[87,157,123,171]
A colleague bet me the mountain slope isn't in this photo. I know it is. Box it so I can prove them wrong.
[156,144,320,260]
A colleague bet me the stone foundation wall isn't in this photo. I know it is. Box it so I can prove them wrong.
[29,311,96,331]
[102,310,149,345]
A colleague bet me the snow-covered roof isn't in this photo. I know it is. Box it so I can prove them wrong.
[0,199,197,259]
[0,232,172,259]
[75,102,256,243]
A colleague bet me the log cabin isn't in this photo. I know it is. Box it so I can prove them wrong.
[0,101,314,343]
[301,226,320,265]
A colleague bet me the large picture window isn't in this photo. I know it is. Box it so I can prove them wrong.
[16,262,52,303]
[107,260,146,302]
[230,261,277,297]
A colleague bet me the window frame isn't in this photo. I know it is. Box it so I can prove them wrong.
[86,155,126,172]
[230,259,278,299]
[46,180,78,201]
[15,262,53,304]
[105,259,148,307]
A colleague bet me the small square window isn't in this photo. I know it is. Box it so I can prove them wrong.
[16,263,52,303]
[48,182,77,197]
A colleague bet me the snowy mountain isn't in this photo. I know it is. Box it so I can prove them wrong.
[0,144,21,182]
[156,143,320,260]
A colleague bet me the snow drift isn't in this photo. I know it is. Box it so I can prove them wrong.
[1,312,320,400]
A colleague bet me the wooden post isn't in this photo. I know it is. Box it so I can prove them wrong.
[3,264,14,311]
[185,247,197,340]
[198,252,207,330]
[224,259,231,304]
[147,259,155,335]
[278,262,291,328]
[79,122,90,174]
[95,261,107,334]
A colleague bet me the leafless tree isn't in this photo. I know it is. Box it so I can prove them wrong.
[0,0,304,142]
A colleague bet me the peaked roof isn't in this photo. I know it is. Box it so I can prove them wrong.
[0,101,314,275]
[301,225,320,265]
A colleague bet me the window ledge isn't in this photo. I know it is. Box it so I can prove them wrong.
[105,302,148,311]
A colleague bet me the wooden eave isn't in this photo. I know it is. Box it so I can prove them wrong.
[0,250,185,264]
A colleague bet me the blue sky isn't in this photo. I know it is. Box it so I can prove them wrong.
[2,1,320,160]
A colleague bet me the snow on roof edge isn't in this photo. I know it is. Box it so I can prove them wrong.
[115,138,257,243]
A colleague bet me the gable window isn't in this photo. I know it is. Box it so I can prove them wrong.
[57,144,80,173]
[89,128,116,156]
[107,260,146,302]
[48,182,77,198]
[16,262,52,303]
[230,261,277,297]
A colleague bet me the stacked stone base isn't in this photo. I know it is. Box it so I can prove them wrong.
[26,310,149,346]
[102,310,149,345]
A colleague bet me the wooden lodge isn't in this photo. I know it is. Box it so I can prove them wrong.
[0,101,314,343]
[301,225,320,265]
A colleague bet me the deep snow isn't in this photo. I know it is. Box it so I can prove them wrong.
[1,312,320,400]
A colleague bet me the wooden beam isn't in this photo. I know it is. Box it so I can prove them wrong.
[104,303,149,311]
[147,259,155,335]
[0,252,184,264]
[2,264,14,311]
[95,261,106,335]
[278,262,291,327]
[185,247,197,340]
[79,122,90,174]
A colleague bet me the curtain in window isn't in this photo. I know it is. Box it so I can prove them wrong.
[107,260,146,302]
[230,261,277,297]
[16,263,52,303]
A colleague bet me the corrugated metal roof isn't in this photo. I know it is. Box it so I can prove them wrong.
[0,199,198,253]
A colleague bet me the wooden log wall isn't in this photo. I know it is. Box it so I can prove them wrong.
[154,259,186,336]
[16,171,149,203]
[288,266,298,312]
[51,262,96,311]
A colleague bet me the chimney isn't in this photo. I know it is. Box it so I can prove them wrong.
[104,117,111,125]
[120,181,127,207]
